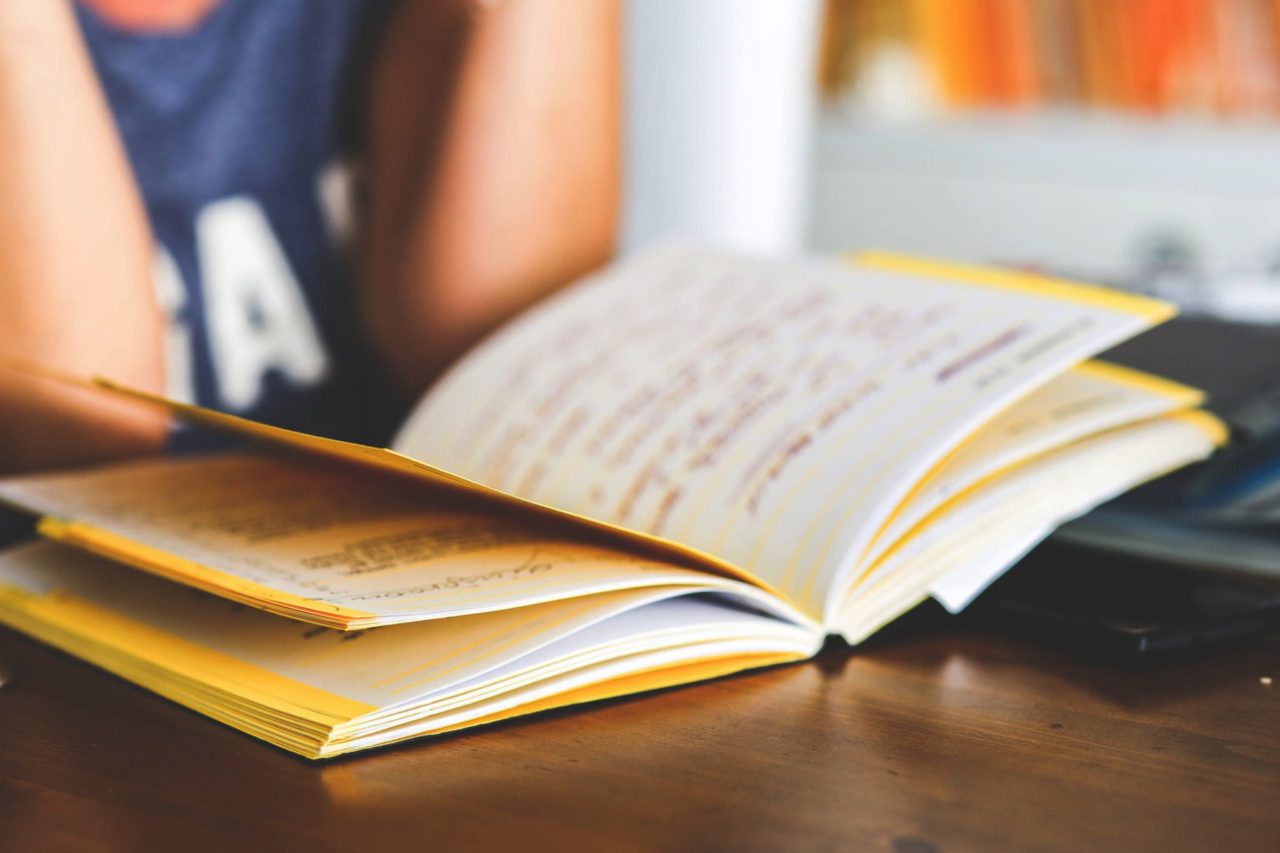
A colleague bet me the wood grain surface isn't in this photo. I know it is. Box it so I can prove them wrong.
[1,619,1277,852]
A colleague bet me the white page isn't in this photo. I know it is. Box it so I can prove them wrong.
[371,592,819,723]
[858,362,1202,573]
[929,534,1048,614]
[396,247,1173,618]
[341,636,813,755]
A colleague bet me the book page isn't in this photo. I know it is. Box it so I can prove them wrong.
[396,246,1175,616]
[0,453,806,629]
[0,541,818,758]
[835,411,1224,641]
[857,360,1206,573]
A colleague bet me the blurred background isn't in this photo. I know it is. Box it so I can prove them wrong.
[624,0,1280,323]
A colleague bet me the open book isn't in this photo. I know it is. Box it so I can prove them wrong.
[0,247,1225,758]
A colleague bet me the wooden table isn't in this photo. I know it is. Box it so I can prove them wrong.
[1,618,1277,852]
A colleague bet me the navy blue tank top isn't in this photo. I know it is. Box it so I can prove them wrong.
[76,0,400,448]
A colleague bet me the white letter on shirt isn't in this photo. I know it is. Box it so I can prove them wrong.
[197,196,329,410]
[317,161,355,247]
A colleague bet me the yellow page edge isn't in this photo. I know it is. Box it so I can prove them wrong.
[36,517,375,626]
[853,252,1177,323]
[1168,408,1231,445]
[0,582,374,726]
[1072,360,1206,405]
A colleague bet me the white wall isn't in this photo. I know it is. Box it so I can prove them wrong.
[623,0,823,255]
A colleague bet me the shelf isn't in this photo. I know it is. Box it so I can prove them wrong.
[809,111,1280,272]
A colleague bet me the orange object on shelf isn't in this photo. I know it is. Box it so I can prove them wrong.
[820,0,1280,119]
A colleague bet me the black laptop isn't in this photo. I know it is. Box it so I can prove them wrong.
[979,317,1280,662]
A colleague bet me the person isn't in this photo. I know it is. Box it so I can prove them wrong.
[0,0,621,474]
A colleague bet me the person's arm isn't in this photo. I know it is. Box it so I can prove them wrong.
[361,0,622,394]
[0,1,167,474]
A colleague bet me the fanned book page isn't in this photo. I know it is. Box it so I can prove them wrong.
[0,453,809,630]
[0,541,819,759]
